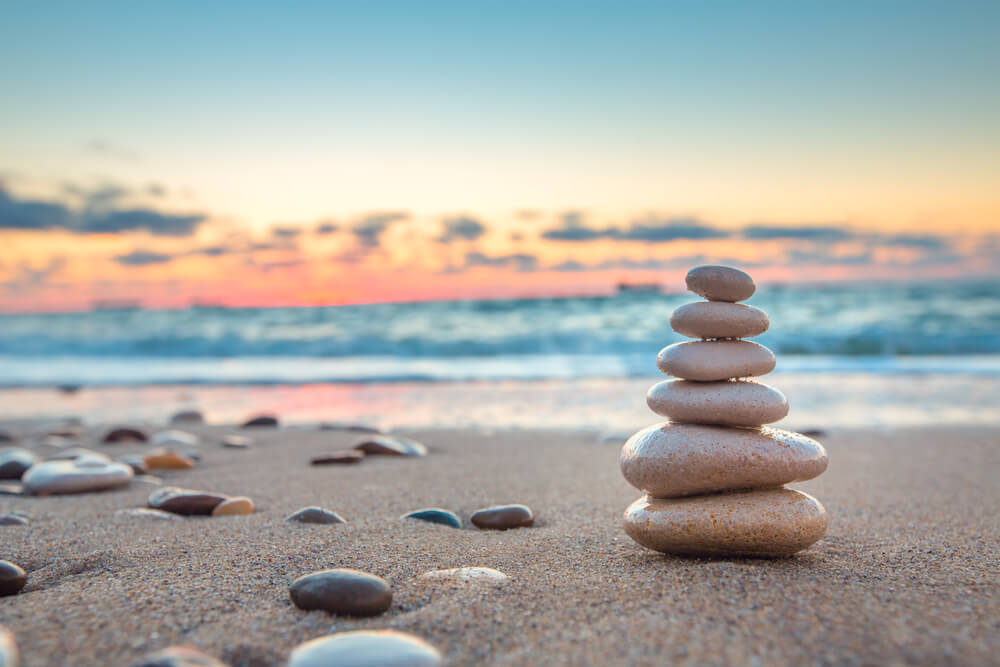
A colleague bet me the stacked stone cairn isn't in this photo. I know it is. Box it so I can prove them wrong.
[621,265,828,557]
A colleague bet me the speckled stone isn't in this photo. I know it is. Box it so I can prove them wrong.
[148,487,228,515]
[221,434,251,449]
[151,430,199,448]
[102,427,148,443]
[22,457,133,495]
[401,508,462,528]
[0,625,19,667]
[287,631,441,667]
[241,415,278,428]
[115,508,184,521]
[657,340,776,381]
[670,302,769,339]
[0,513,29,526]
[647,379,788,426]
[686,265,756,302]
[289,568,392,616]
[310,450,364,465]
[0,448,37,480]
[0,561,27,596]
[211,496,254,516]
[623,488,827,557]
[132,644,225,666]
[286,506,346,524]
[353,435,427,457]
[418,567,509,584]
[471,504,534,530]
[142,451,195,470]
[620,423,828,497]
[169,410,205,424]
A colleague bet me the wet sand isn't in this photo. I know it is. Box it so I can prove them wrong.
[1,423,997,665]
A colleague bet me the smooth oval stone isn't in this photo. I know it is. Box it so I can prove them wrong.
[621,423,827,497]
[310,450,364,465]
[289,568,392,616]
[418,567,509,584]
[241,415,278,428]
[132,645,225,667]
[286,506,346,524]
[103,427,148,443]
[143,451,196,470]
[353,435,427,457]
[686,265,755,302]
[657,340,775,381]
[670,302,769,339]
[221,434,251,449]
[401,508,462,528]
[148,487,228,515]
[647,380,788,426]
[115,508,184,521]
[0,514,29,526]
[0,448,37,480]
[624,488,827,557]
[152,430,199,448]
[211,496,254,516]
[0,561,26,596]
[288,631,441,667]
[169,410,205,425]
[470,504,534,530]
[22,458,133,495]
[0,625,18,667]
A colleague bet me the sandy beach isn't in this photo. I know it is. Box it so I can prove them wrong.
[1,422,996,666]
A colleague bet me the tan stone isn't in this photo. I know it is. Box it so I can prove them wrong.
[685,265,755,302]
[647,379,788,426]
[657,340,775,381]
[623,488,827,557]
[620,422,827,497]
[211,496,255,516]
[142,451,195,470]
[670,302,769,339]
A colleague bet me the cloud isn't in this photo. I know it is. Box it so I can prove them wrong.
[352,211,410,247]
[550,254,710,272]
[880,233,948,250]
[2,256,68,289]
[187,245,231,257]
[464,251,538,272]
[271,226,302,239]
[113,250,174,266]
[438,216,486,242]
[315,222,339,235]
[542,214,728,242]
[0,185,206,236]
[742,224,852,241]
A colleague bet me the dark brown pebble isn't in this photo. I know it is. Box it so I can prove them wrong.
[0,561,27,596]
[148,486,229,515]
[289,568,391,615]
[103,427,148,443]
[0,448,37,480]
[471,504,535,530]
[310,450,364,465]
[241,415,278,428]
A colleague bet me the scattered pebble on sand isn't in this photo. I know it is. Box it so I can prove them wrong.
[221,434,251,449]
[115,508,183,521]
[102,427,148,444]
[0,561,27,596]
[142,451,196,471]
[470,503,534,530]
[22,457,133,495]
[418,566,509,585]
[169,410,205,425]
[210,496,255,516]
[353,435,427,457]
[287,630,441,667]
[148,487,228,515]
[0,430,14,443]
[310,450,364,465]
[401,508,462,528]
[0,448,37,480]
[289,568,392,616]
[241,415,278,428]
[117,454,148,475]
[0,483,23,496]
[131,644,225,666]
[0,626,19,666]
[0,513,29,526]
[151,430,200,448]
[285,506,345,524]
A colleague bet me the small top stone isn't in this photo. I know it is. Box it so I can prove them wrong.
[287,631,441,667]
[685,265,756,302]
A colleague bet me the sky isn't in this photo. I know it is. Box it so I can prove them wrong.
[1,1,998,311]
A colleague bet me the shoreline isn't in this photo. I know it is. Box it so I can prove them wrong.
[1,422,997,665]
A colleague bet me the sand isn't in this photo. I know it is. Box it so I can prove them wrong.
[1,423,997,666]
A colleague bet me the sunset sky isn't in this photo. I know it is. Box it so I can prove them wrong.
[1,1,998,311]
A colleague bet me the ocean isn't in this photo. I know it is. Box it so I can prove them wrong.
[1,279,998,429]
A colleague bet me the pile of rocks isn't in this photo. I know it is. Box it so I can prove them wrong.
[621,265,829,557]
